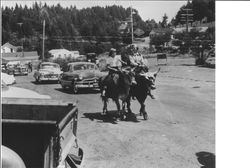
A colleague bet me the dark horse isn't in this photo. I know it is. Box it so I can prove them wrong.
[130,68,160,120]
[98,68,133,120]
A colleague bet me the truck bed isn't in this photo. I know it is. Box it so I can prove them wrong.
[2,98,78,168]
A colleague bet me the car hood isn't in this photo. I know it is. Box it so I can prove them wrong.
[2,86,51,99]
[1,73,16,85]
[64,70,96,79]
[39,68,62,74]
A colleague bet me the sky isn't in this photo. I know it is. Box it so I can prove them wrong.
[1,0,187,22]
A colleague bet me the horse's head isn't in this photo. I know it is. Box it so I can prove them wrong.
[139,68,160,90]
[121,68,135,86]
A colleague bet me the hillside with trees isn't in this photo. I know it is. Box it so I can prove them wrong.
[2,2,149,57]
[170,0,215,27]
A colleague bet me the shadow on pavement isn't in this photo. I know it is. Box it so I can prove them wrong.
[180,63,196,66]
[31,81,59,85]
[54,88,100,94]
[196,151,215,168]
[82,110,139,124]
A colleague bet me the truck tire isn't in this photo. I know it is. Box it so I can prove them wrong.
[2,145,26,168]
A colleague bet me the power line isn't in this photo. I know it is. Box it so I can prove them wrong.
[180,8,193,33]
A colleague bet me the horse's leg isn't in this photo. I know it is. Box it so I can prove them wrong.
[126,96,132,114]
[139,96,148,120]
[115,99,120,114]
[115,99,122,120]
[139,102,145,116]
[102,97,108,115]
[122,101,126,111]
[138,97,146,116]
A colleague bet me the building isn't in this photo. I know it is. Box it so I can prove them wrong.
[118,23,129,34]
[2,51,39,64]
[149,28,173,39]
[1,42,22,53]
[134,28,145,37]
[48,49,79,60]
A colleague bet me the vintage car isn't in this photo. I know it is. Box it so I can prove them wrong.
[86,53,98,63]
[205,57,215,68]
[1,72,16,85]
[59,62,107,93]
[6,61,28,76]
[34,62,63,83]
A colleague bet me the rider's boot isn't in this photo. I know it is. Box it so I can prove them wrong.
[131,76,137,85]
[101,86,107,97]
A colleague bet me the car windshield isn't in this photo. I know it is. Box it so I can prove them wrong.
[73,64,94,71]
[73,64,87,71]
[41,64,59,69]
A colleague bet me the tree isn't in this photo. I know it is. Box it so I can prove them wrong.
[150,32,171,46]
[161,13,168,28]
[2,3,148,54]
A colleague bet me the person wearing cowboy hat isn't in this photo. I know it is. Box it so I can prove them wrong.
[127,46,155,99]
[101,48,123,97]
[106,48,122,69]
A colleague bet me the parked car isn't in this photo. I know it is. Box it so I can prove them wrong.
[6,61,28,76]
[1,72,16,85]
[205,57,215,68]
[34,62,63,83]
[86,53,98,63]
[59,62,107,93]
[14,64,29,76]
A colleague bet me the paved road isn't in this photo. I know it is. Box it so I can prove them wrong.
[14,56,215,168]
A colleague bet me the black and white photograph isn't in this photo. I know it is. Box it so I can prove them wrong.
[1,0,217,168]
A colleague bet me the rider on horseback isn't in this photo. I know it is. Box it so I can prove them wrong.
[125,45,155,99]
[100,48,121,97]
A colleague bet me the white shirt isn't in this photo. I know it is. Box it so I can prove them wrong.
[129,53,144,66]
[107,55,122,67]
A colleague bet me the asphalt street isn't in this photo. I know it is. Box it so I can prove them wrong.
[14,56,215,168]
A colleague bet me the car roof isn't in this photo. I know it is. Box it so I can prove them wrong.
[68,62,95,66]
[41,62,59,65]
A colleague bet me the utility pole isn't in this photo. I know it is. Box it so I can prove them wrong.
[42,20,45,61]
[180,7,193,56]
[17,23,24,57]
[130,6,134,44]
[181,8,193,33]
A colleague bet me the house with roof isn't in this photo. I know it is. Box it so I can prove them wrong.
[119,23,129,34]
[48,49,79,60]
[1,42,22,53]
[134,28,145,37]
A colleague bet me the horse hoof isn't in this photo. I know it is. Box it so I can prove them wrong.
[143,112,148,120]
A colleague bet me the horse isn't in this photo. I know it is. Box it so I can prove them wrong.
[130,68,160,120]
[98,67,134,120]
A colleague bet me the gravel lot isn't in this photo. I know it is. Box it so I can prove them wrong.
[14,56,215,168]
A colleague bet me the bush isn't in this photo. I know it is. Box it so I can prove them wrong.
[150,33,171,46]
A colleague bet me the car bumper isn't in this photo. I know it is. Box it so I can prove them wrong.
[75,82,99,88]
[60,79,99,88]
[40,77,59,81]
[14,72,28,75]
